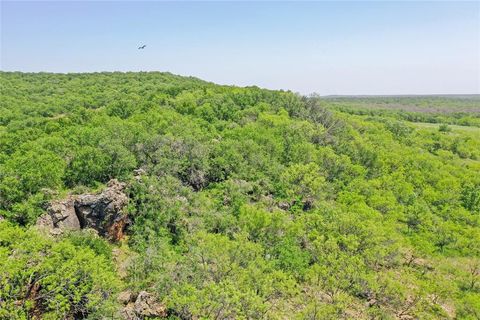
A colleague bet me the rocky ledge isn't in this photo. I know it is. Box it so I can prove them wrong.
[36,179,129,241]
[120,291,167,319]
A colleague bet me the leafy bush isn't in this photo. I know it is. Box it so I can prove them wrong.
[0,72,479,318]
[0,222,120,319]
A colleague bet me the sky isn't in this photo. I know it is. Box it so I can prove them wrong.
[1,1,479,95]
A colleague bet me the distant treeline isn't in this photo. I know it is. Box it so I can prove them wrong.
[1,72,479,319]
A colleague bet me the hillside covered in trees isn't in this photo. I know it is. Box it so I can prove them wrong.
[1,72,479,319]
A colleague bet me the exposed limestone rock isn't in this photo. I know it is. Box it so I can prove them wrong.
[36,179,129,241]
[134,291,167,317]
[118,290,135,305]
[121,304,138,320]
[121,291,167,319]
[133,168,146,180]
[42,196,80,230]
[278,201,291,210]
[74,179,129,240]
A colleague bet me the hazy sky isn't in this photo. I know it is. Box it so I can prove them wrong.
[1,1,479,95]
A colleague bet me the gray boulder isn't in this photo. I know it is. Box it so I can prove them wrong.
[121,291,167,319]
[36,179,129,241]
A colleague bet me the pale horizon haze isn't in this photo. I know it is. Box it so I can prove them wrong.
[1,1,479,95]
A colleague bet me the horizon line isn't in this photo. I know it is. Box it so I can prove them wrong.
[1,70,479,97]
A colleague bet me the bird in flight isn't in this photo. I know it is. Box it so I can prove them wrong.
[138,45,146,49]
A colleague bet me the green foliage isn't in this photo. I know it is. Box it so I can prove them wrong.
[461,183,480,213]
[0,222,120,319]
[439,123,452,132]
[1,72,479,318]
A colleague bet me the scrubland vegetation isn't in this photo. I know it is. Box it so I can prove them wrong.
[0,72,479,319]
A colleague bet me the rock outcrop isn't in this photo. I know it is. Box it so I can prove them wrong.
[36,179,129,241]
[120,291,167,319]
